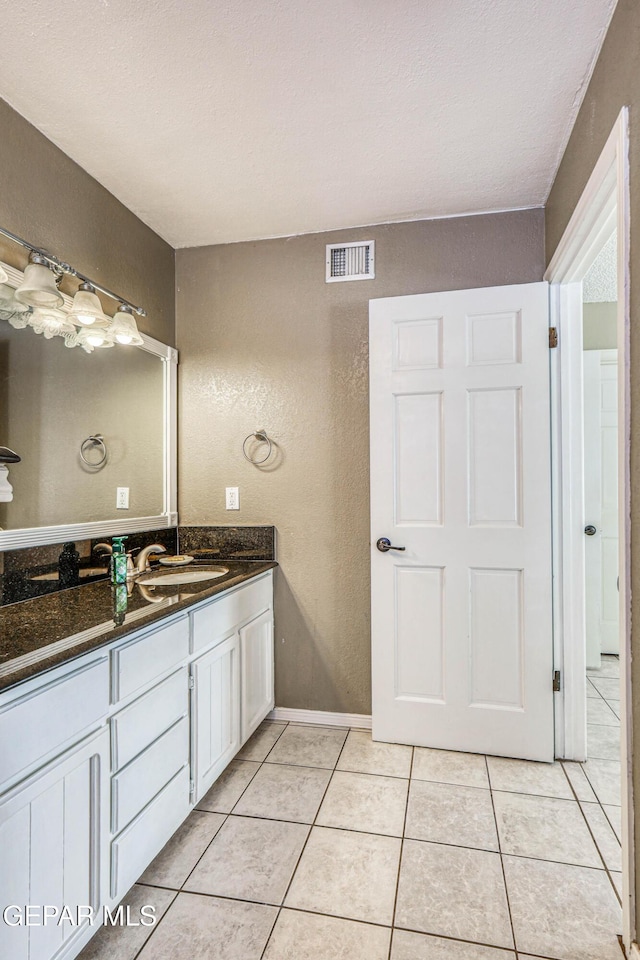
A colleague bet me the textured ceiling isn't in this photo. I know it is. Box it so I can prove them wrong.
[0,0,617,247]
[583,231,617,302]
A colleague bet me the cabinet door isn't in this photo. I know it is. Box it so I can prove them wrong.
[240,609,274,742]
[191,634,241,803]
[0,727,109,960]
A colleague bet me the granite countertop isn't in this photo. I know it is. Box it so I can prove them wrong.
[0,560,277,693]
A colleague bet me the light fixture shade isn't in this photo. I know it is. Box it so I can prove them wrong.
[68,282,109,326]
[0,264,8,285]
[29,307,77,339]
[15,257,64,308]
[77,325,114,350]
[111,305,144,345]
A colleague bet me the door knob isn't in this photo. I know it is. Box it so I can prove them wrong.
[376,537,406,553]
[584,525,597,536]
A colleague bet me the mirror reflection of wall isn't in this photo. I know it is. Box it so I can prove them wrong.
[0,319,165,529]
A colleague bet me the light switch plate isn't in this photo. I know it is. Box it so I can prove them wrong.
[116,487,130,509]
[226,487,239,510]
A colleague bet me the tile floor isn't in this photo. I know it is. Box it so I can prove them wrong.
[80,656,624,960]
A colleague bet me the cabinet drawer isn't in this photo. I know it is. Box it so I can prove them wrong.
[191,573,272,653]
[111,716,189,834]
[111,765,190,900]
[0,658,109,785]
[111,669,187,771]
[112,616,189,702]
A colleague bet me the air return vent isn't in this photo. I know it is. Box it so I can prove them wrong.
[325,240,375,282]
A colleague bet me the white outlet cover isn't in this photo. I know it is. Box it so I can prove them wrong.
[116,487,130,509]
[226,487,240,510]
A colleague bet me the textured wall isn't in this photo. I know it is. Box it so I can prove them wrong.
[0,98,175,345]
[545,0,640,933]
[177,211,545,714]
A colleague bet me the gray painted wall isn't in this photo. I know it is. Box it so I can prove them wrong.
[176,211,545,714]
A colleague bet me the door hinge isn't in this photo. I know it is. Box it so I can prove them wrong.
[549,327,558,348]
[188,675,195,690]
[553,670,561,692]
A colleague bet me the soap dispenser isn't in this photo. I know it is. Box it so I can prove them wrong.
[110,536,128,585]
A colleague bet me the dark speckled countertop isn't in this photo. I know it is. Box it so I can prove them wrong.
[0,560,277,694]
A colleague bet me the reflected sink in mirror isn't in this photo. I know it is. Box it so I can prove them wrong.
[136,566,229,586]
[30,567,109,582]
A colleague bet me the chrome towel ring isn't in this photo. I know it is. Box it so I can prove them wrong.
[80,434,107,467]
[242,429,273,465]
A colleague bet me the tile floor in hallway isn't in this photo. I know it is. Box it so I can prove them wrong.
[81,656,623,960]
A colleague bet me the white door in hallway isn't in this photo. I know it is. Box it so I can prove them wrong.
[369,283,554,761]
[584,349,619,660]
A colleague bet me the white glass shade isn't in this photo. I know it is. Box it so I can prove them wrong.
[0,264,8,285]
[68,285,109,326]
[111,307,144,346]
[29,307,77,339]
[77,325,114,350]
[15,262,64,308]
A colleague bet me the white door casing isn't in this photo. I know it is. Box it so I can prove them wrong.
[370,282,554,761]
[584,349,619,661]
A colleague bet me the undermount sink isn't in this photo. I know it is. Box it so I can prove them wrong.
[30,567,109,582]
[136,566,229,586]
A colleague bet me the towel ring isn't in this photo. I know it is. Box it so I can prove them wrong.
[80,434,107,467]
[242,430,273,465]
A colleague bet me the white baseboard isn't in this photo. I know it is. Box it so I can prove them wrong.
[268,707,372,730]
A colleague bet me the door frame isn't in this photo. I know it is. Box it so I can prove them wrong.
[544,107,633,949]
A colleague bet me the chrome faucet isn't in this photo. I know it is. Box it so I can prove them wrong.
[135,543,167,574]
[93,541,113,559]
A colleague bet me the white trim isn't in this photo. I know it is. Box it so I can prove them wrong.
[546,107,633,951]
[268,707,372,730]
[0,259,179,552]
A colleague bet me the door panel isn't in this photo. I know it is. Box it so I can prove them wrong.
[370,282,554,760]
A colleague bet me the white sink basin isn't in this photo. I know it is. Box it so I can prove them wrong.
[137,566,229,586]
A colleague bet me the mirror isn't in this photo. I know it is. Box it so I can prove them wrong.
[0,262,177,550]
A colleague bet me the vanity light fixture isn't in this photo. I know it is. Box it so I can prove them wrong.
[76,325,114,351]
[110,304,144,346]
[68,282,109,327]
[14,253,64,309]
[29,307,77,340]
[0,264,7,284]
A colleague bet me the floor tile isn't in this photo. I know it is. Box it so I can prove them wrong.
[139,810,225,889]
[184,815,309,905]
[337,729,413,778]
[587,698,620,727]
[582,758,621,806]
[136,893,277,960]
[587,723,620,761]
[77,885,176,960]
[263,909,390,960]
[504,855,622,960]
[395,840,513,949]
[236,721,287,761]
[196,759,260,813]
[486,756,573,799]
[412,747,489,788]
[233,762,331,823]
[588,657,620,679]
[390,929,516,959]
[603,804,622,841]
[316,770,408,836]
[266,724,348,768]
[585,680,601,699]
[605,699,621,718]
[611,871,623,899]
[405,780,498,851]
[580,802,621,872]
[493,791,600,867]
[589,677,621,700]
[285,825,401,924]
[562,761,597,802]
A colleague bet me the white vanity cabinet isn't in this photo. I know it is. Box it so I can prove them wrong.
[0,569,274,960]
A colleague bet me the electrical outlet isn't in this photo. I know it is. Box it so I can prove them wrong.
[116,487,129,509]
[226,487,239,510]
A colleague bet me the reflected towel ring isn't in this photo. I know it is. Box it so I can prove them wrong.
[242,430,273,465]
[80,434,107,467]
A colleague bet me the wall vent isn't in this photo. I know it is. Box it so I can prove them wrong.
[325,240,375,283]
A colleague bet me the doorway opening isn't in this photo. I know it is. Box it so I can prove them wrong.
[545,107,632,952]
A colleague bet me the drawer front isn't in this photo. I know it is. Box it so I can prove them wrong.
[111,716,189,834]
[111,669,187,771]
[0,658,109,786]
[191,573,272,653]
[112,616,189,703]
[111,765,190,901]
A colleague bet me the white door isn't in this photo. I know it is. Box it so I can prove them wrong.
[191,634,241,802]
[240,609,275,741]
[370,282,554,761]
[584,349,619,659]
